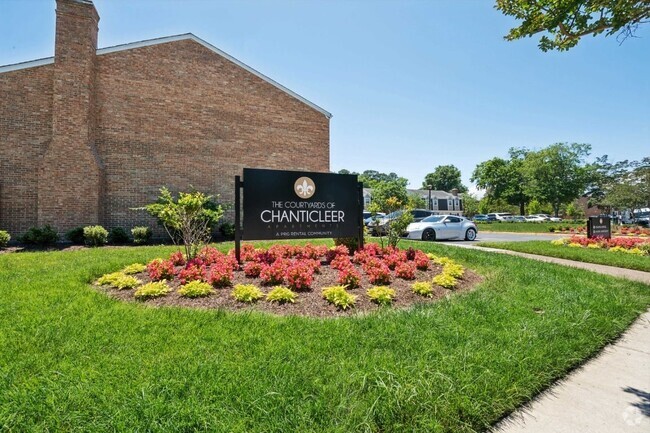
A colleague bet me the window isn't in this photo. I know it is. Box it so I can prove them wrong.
[447,216,461,223]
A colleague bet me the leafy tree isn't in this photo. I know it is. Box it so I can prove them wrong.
[565,202,585,220]
[496,0,650,51]
[461,193,480,218]
[522,143,592,217]
[337,169,355,175]
[528,199,543,215]
[471,149,530,215]
[140,187,223,259]
[422,165,467,192]
[359,170,407,189]
[407,193,427,209]
[585,155,631,212]
[369,180,409,213]
[594,157,650,214]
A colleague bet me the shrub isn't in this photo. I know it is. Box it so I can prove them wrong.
[338,266,361,289]
[96,272,124,286]
[626,247,645,255]
[122,263,146,275]
[219,222,236,241]
[325,245,350,263]
[96,272,139,290]
[330,254,352,270]
[134,281,171,300]
[433,272,458,289]
[285,261,314,291]
[411,281,433,297]
[266,286,297,304]
[146,258,175,281]
[395,262,416,280]
[178,263,208,285]
[84,225,109,247]
[131,226,152,245]
[19,225,59,246]
[243,261,263,278]
[65,227,85,245]
[108,227,130,244]
[0,230,10,248]
[178,281,214,298]
[169,251,186,266]
[208,261,233,287]
[414,250,430,270]
[367,286,395,306]
[638,243,650,255]
[260,259,289,285]
[232,284,264,303]
[443,262,464,279]
[322,285,357,310]
[334,237,359,252]
[366,262,392,285]
[140,187,224,259]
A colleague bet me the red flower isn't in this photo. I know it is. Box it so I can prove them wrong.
[147,258,175,281]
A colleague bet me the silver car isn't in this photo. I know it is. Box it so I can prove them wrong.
[405,215,478,241]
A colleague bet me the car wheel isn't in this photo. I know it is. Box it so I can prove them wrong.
[465,228,476,241]
[421,228,436,242]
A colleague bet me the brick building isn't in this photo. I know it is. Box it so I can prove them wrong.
[0,0,331,236]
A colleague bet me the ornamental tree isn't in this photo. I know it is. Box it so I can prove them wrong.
[139,187,224,259]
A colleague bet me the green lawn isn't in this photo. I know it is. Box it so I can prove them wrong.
[475,222,583,233]
[1,241,648,432]
[477,240,650,272]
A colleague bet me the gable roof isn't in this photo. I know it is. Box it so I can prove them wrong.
[0,33,332,118]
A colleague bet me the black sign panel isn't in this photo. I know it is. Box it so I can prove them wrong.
[242,168,361,240]
[587,216,611,239]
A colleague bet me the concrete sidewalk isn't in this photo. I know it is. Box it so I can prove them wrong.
[493,312,650,433]
[443,243,650,285]
[441,243,650,432]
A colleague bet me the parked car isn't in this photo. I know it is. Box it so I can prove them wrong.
[525,215,547,222]
[369,209,434,235]
[405,215,478,241]
[364,212,385,226]
[472,214,490,222]
[512,216,527,222]
[487,212,514,222]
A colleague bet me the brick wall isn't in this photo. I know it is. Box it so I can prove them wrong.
[0,65,53,234]
[0,0,330,236]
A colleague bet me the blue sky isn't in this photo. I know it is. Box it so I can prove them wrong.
[1,0,648,193]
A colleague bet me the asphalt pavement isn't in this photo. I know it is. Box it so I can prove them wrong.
[438,231,561,244]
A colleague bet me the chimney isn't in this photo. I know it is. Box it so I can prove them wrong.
[39,0,104,231]
[451,188,459,197]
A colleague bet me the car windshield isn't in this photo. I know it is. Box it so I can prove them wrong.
[421,216,445,223]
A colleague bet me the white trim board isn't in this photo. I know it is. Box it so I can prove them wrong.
[0,33,331,118]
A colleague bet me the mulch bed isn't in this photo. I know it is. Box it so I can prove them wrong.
[95,262,482,318]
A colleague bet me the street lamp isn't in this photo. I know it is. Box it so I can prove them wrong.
[427,184,432,210]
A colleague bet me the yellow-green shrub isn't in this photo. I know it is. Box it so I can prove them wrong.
[568,242,582,248]
[433,272,458,289]
[322,285,357,310]
[411,281,433,297]
[586,243,602,249]
[232,284,264,303]
[443,263,464,279]
[609,246,626,253]
[266,286,297,304]
[178,281,214,298]
[134,281,171,300]
[122,263,146,275]
[96,272,139,289]
[626,247,645,255]
[550,239,567,246]
[367,286,395,306]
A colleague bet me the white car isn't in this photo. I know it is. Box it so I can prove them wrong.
[405,215,478,241]
[525,215,547,222]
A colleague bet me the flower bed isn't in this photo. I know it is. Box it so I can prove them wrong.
[94,243,481,317]
[550,236,650,255]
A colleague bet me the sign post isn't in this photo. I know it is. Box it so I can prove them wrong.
[587,215,611,239]
[234,168,363,263]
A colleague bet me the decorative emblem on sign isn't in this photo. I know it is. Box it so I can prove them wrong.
[294,177,316,199]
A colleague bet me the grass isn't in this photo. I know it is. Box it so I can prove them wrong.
[1,241,649,432]
[475,222,583,233]
[478,240,650,272]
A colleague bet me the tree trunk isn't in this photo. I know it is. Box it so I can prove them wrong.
[553,203,560,217]
[519,202,525,216]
